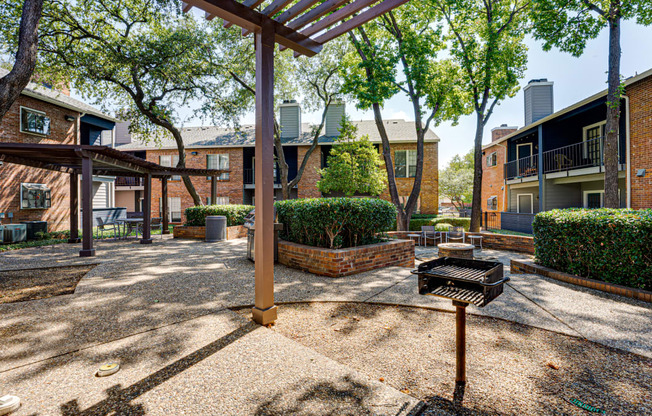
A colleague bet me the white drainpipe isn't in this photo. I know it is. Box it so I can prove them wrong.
[623,95,631,208]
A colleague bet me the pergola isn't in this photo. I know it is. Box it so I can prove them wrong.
[180,0,411,325]
[0,143,228,256]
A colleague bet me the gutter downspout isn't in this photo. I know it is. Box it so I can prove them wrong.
[623,96,631,208]
[538,125,544,213]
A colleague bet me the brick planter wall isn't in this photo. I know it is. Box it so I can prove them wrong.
[278,239,415,278]
[173,225,247,240]
[385,231,534,254]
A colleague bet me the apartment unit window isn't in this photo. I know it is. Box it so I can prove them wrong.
[395,150,417,178]
[207,154,230,181]
[160,155,181,180]
[20,183,51,209]
[20,107,50,136]
[487,196,497,210]
[207,196,230,205]
[486,152,497,167]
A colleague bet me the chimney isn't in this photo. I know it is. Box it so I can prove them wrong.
[279,100,301,139]
[491,124,518,142]
[114,121,132,145]
[324,101,345,137]
[524,78,554,125]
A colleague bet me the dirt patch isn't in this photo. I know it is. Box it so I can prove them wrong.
[234,302,651,416]
[0,264,97,303]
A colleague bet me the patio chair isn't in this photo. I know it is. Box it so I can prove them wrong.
[420,225,442,246]
[554,154,573,171]
[96,217,120,239]
[139,217,164,238]
[447,226,465,243]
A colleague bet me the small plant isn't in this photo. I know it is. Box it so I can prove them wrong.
[185,204,254,227]
[435,223,453,232]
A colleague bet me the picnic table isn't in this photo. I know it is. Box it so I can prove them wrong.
[117,218,143,239]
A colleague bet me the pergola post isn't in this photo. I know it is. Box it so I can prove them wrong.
[141,173,153,244]
[161,177,170,234]
[79,157,95,257]
[68,172,80,243]
[210,175,217,205]
[252,19,277,325]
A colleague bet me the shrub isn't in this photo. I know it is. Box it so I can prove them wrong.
[435,223,453,232]
[185,204,254,227]
[407,217,470,231]
[411,214,438,220]
[533,208,652,290]
[275,197,397,249]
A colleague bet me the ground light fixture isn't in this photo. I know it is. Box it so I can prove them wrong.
[97,363,120,377]
[0,395,20,415]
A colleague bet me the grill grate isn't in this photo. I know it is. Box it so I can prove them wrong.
[429,285,485,306]
[426,265,487,282]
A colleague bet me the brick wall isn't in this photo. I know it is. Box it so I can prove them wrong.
[146,148,244,223]
[296,145,322,199]
[481,142,507,213]
[491,126,518,142]
[0,95,79,231]
[278,239,415,278]
[627,76,652,209]
[172,224,247,240]
[386,231,534,254]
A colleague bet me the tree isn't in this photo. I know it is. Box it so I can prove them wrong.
[439,150,474,212]
[530,0,652,208]
[317,117,387,196]
[342,2,467,230]
[28,0,246,205]
[429,0,529,231]
[0,0,44,123]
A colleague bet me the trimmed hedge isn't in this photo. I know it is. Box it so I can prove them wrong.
[533,208,652,290]
[408,217,470,232]
[185,204,254,227]
[275,197,397,249]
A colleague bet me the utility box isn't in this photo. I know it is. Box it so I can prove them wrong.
[22,221,48,240]
[3,224,27,243]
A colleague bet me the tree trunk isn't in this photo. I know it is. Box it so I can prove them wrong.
[470,112,484,232]
[288,103,330,191]
[169,127,201,206]
[604,10,621,209]
[0,0,43,123]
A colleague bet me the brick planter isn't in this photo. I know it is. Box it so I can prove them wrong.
[386,231,534,254]
[173,225,247,240]
[278,239,415,278]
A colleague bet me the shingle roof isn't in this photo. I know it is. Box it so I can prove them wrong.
[0,68,117,122]
[115,119,440,151]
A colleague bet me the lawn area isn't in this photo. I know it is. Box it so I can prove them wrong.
[486,229,533,237]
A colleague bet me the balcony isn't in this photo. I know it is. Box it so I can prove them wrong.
[243,168,281,185]
[504,154,538,181]
[115,176,143,187]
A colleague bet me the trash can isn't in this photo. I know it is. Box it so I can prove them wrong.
[246,223,284,263]
[21,220,48,240]
[205,215,227,242]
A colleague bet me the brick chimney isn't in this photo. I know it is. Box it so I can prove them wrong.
[491,124,518,142]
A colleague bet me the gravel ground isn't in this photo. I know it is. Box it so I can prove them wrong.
[0,264,96,304]
[246,302,652,416]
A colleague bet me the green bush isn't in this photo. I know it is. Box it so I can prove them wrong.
[407,217,470,231]
[185,204,254,227]
[411,214,438,220]
[435,223,453,232]
[533,208,652,290]
[275,197,397,249]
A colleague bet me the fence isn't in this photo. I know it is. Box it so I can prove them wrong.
[482,211,535,235]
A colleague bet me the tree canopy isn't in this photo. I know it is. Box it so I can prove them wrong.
[439,149,473,212]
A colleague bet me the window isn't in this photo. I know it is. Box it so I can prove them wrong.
[395,150,417,178]
[20,107,50,136]
[487,196,497,211]
[168,197,181,222]
[207,196,230,205]
[20,183,51,209]
[207,154,230,181]
[160,155,181,180]
[486,152,497,167]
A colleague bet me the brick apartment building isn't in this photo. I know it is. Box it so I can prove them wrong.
[115,102,440,223]
[482,69,652,233]
[0,68,117,232]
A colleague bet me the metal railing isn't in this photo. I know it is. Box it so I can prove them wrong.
[243,168,281,185]
[482,211,500,231]
[115,176,143,187]
[542,136,607,174]
[504,154,539,180]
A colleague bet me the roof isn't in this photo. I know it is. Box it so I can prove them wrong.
[115,119,440,151]
[0,143,228,177]
[0,68,118,122]
[484,67,652,150]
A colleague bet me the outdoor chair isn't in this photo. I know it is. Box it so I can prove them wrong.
[554,154,573,171]
[420,225,442,246]
[96,217,120,239]
[447,226,465,243]
[139,217,163,238]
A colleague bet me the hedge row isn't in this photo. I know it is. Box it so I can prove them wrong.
[275,197,396,249]
[408,217,470,232]
[532,208,652,290]
[185,204,254,227]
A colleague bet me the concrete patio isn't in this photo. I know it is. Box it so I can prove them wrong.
[0,237,650,415]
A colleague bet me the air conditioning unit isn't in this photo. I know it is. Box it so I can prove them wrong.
[3,224,27,243]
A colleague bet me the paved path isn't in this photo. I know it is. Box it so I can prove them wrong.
[0,237,649,415]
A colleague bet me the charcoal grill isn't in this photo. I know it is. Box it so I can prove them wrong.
[413,257,510,403]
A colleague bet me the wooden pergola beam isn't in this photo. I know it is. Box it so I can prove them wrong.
[223,0,264,28]
[275,0,323,24]
[242,0,294,35]
[301,0,381,37]
[286,0,349,31]
[0,154,77,174]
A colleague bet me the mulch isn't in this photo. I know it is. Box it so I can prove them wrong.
[0,264,97,304]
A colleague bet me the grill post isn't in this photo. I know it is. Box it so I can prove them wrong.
[453,300,468,403]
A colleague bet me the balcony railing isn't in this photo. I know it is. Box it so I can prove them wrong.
[542,136,608,174]
[115,176,143,187]
[243,168,280,185]
[504,154,538,180]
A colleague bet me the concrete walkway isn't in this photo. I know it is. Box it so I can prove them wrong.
[0,237,649,415]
